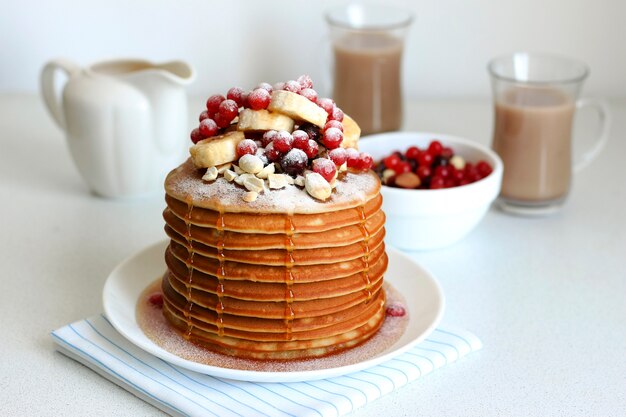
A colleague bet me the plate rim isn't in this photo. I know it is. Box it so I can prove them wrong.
[102,240,445,383]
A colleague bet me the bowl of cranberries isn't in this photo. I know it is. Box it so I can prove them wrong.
[359,132,503,250]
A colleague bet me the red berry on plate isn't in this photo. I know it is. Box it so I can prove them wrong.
[324,120,343,132]
[148,293,163,308]
[199,118,218,138]
[273,130,293,153]
[292,130,309,150]
[346,148,360,168]
[394,161,412,175]
[227,87,245,107]
[405,146,420,160]
[218,99,239,121]
[284,80,301,93]
[297,74,313,89]
[248,88,271,110]
[428,140,443,156]
[418,152,434,167]
[416,165,432,180]
[303,139,319,159]
[236,138,258,158]
[265,142,282,162]
[330,106,344,122]
[385,303,406,317]
[317,98,335,117]
[206,94,225,114]
[256,82,273,93]
[329,148,348,167]
[323,127,343,149]
[199,110,210,122]
[261,130,278,147]
[384,154,401,170]
[280,148,308,175]
[190,128,203,144]
[356,152,374,170]
[213,112,231,128]
[430,176,445,189]
[300,88,318,103]
[312,158,337,182]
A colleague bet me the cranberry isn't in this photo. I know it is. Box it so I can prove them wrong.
[292,130,309,150]
[280,148,308,176]
[465,164,480,182]
[384,154,401,170]
[300,88,318,103]
[190,128,203,144]
[428,140,443,156]
[418,152,434,167]
[303,139,319,159]
[385,303,406,317]
[265,142,282,162]
[206,94,225,115]
[453,168,465,182]
[394,161,412,175]
[312,158,337,182]
[324,120,343,132]
[416,165,432,180]
[199,110,210,122]
[317,98,335,117]
[248,88,271,110]
[148,293,163,308]
[329,148,348,166]
[261,130,277,147]
[356,152,374,170]
[430,176,445,189]
[476,160,493,178]
[227,87,245,107]
[459,179,471,186]
[346,148,360,168]
[273,131,293,153]
[199,118,218,138]
[284,80,301,93]
[299,123,321,143]
[236,139,258,158]
[297,74,313,89]
[323,127,343,149]
[441,146,454,160]
[330,106,344,122]
[444,178,457,188]
[256,82,273,93]
[213,112,231,128]
[241,92,250,108]
[434,165,451,178]
[406,146,420,160]
[218,99,239,121]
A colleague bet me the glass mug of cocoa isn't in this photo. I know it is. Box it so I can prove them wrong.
[325,4,413,135]
[488,53,610,215]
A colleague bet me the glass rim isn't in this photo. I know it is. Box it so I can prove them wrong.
[325,4,414,31]
[488,52,589,85]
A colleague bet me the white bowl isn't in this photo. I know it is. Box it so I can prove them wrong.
[359,132,503,250]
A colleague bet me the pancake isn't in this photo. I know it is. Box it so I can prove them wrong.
[161,158,388,360]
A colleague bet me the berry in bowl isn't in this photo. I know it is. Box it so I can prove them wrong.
[359,132,503,250]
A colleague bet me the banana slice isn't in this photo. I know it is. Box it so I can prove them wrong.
[341,114,361,149]
[190,131,245,168]
[237,109,294,132]
[268,90,328,128]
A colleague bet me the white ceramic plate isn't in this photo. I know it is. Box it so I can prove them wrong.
[103,240,445,382]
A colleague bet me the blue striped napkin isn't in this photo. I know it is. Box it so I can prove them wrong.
[52,315,481,417]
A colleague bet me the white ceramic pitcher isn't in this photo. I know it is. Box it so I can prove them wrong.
[41,58,195,198]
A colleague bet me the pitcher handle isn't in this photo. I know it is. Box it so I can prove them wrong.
[574,98,611,172]
[40,58,81,130]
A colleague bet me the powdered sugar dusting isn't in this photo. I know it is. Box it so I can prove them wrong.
[165,159,380,214]
[137,279,409,372]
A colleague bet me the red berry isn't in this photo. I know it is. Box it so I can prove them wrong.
[317,98,335,117]
[406,146,420,160]
[430,176,445,189]
[434,165,451,178]
[324,120,343,132]
[444,178,457,188]
[356,152,374,170]
[329,148,348,166]
[416,165,432,180]
[476,160,493,178]
[261,130,278,147]
[312,158,337,182]
[273,131,293,153]
[385,303,406,317]
[329,106,344,122]
[148,293,163,308]
[248,88,271,110]
[292,130,309,150]
[256,82,273,93]
[453,168,465,182]
[284,80,301,93]
[297,74,313,89]
[418,152,434,167]
[303,139,319,159]
[199,118,218,138]
[441,146,454,159]
[384,154,401,170]
[300,88,318,103]
[346,148,360,168]
[280,148,308,176]
[227,87,245,107]
[218,99,239,121]
[190,128,203,144]
[273,81,285,91]
[428,140,443,156]
[241,92,250,108]
[236,138,258,158]
[394,161,412,175]
[459,179,471,186]
[206,94,225,114]
[213,112,231,128]
[199,110,210,122]
[323,127,343,149]
[265,142,282,162]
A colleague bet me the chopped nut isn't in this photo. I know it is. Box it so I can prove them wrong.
[239,154,264,174]
[233,164,244,175]
[216,163,232,174]
[201,166,218,182]
[256,163,275,179]
[395,172,421,189]
[235,173,255,185]
[338,162,348,172]
[268,173,289,189]
[284,175,295,185]
[224,169,237,182]
[305,172,332,201]
[243,191,258,202]
[295,175,305,187]
[450,155,466,170]
[243,175,265,193]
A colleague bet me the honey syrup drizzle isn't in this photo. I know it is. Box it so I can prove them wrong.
[184,199,195,339]
[215,211,226,337]
[357,206,372,302]
[284,215,296,340]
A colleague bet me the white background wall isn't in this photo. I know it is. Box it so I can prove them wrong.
[2,0,625,99]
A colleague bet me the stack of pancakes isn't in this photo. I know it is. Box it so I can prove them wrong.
[161,159,388,360]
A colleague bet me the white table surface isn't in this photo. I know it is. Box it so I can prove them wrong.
[1,94,624,416]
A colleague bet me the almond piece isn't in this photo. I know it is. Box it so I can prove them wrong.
[201,166,218,182]
[305,172,332,201]
[238,154,264,174]
[395,172,421,189]
[243,191,258,202]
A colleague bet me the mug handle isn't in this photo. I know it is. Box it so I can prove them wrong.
[573,98,611,172]
[40,58,81,130]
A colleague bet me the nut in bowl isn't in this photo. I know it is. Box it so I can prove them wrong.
[359,132,503,250]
